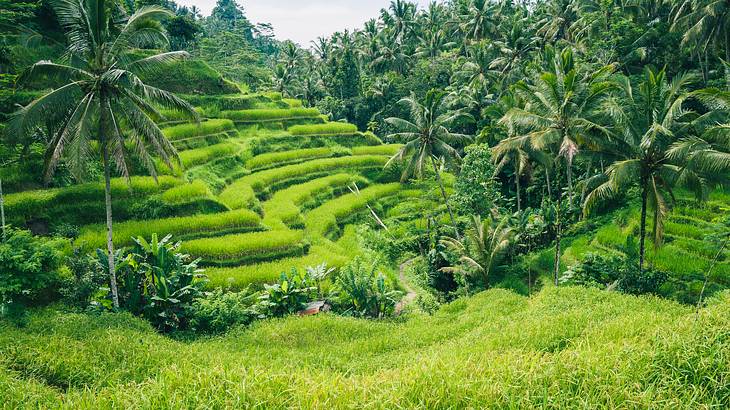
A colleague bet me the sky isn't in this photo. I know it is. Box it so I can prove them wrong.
[175,0,432,47]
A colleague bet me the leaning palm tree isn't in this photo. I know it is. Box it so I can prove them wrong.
[500,47,613,284]
[385,90,473,238]
[9,0,198,309]
[440,213,514,290]
[583,68,706,273]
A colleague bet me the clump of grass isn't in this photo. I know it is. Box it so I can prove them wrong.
[245,147,333,171]
[160,180,212,204]
[162,119,236,141]
[180,230,305,262]
[77,209,261,248]
[221,108,320,122]
[288,122,358,136]
[205,245,349,290]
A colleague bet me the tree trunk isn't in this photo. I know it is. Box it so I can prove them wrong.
[553,165,563,286]
[515,172,521,212]
[101,126,120,310]
[545,168,552,199]
[639,180,648,273]
[0,177,5,242]
[566,161,573,208]
[431,156,460,240]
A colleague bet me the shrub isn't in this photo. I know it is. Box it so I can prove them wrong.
[333,258,402,318]
[180,230,305,262]
[190,288,259,333]
[221,108,320,122]
[220,156,389,209]
[0,229,65,310]
[560,252,667,296]
[109,234,207,332]
[288,122,358,135]
[257,268,316,317]
[452,144,502,217]
[77,209,261,249]
[162,119,236,141]
[60,250,107,309]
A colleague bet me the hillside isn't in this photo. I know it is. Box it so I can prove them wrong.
[1,287,728,408]
[3,91,410,290]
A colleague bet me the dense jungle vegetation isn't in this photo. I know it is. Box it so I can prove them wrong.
[0,0,729,407]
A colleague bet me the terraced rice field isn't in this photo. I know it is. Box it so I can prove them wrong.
[6,94,420,290]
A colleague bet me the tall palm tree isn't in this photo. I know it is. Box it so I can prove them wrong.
[500,47,613,284]
[385,91,473,238]
[671,0,730,65]
[9,0,197,309]
[440,213,514,290]
[583,68,705,272]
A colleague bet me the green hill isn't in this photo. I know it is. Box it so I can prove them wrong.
[2,287,728,408]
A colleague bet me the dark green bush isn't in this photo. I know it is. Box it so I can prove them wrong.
[257,268,316,317]
[190,288,259,334]
[0,229,65,309]
[333,258,402,318]
[60,250,107,309]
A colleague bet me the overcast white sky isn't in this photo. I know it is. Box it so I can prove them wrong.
[175,0,432,46]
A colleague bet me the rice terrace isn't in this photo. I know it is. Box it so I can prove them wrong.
[0,0,730,408]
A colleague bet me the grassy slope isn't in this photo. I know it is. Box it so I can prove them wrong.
[1,287,729,408]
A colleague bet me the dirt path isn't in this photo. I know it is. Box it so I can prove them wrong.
[395,258,418,315]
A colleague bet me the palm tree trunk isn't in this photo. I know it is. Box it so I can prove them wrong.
[431,156,460,240]
[0,177,5,242]
[545,168,552,199]
[566,161,573,208]
[515,173,521,212]
[639,181,648,273]
[554,191,562,286]
[101,133,120,310]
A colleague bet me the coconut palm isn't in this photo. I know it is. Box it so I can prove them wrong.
[499,47,614,284]
[440,213,514,290]
[9,0,198,309]
[583,68,708,272]
[385,90,473,238]
[671,0,730,65]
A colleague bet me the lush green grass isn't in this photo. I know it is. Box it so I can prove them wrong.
[206,244,349,290]
[288,122,358,135]
[180,230,306,263]
[219,155,390,209]
[130,51,239,95]
[352,144,403,156]
[245,147,333,171]
[162,119,236,141]
[157,142,240,175]
[221,108,320,122]
[306,183,402,238]
[5,176,182,221]
[263,174,368,228]
[159,180,212,204]
[77,209,261,249]
[2,287,729,408]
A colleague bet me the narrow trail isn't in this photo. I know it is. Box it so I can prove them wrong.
[395,258,418,315]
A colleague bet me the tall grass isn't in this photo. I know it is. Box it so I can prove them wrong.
[180,229,305,261]
[77,209,261,248]
[5,176,182,217]
[352,144,403,156]
[220,155,389,209]
[305,183,401,237]
[245,147,333,171]
[4,287,728,408]
[288,122,358,135]
[263,174,368,227]
[206,244,349,290]
[160,180,212,204]
[221,108,320,122]
[162,119,236,141]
